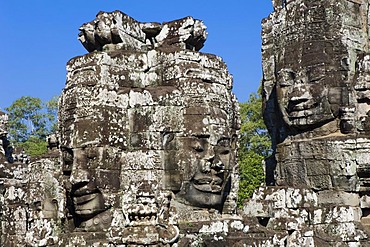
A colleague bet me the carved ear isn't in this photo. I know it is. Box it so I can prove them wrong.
[163,151,182,192]
[339,106,355,134]
[231,134,238,150]
[162,131,175,149]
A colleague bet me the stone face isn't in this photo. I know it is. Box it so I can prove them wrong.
[263,0,369,143]
[257,0,370,245]
[3,3,370,246]
[58,50,238,245]
[262,0,370,188]
[56,11,237,246]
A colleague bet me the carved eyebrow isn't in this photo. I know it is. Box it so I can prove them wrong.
[217,137,231,145]
[218,136,230,141]
[191,134,210,139]
[79,140,100,148]
[60,145,73,152]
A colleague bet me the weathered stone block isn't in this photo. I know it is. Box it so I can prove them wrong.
[318,191,360,207]
[311,207,362,225]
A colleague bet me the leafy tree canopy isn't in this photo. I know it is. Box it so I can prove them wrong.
[5,96,58,157]
[237,91,271,207]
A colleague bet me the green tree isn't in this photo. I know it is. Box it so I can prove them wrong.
[45,95,59,133]
[5,96,59,156]
[238,92,271,206]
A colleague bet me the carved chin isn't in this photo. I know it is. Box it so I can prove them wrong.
[183,182,224,208]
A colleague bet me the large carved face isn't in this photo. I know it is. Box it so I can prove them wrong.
[60,48,239,231]
[355,55,370,133]
[276,68,337,129]
[177,112,236,209]
[60,115,123,228]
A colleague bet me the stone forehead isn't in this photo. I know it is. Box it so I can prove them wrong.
[66,50,231,86]
[61,48,237,121]
[60,48,239,151]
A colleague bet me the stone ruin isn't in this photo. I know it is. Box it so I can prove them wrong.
[253,0,370,245]
[1,1,370,246]
[57,10,239,246]
[0,10,241,246]
[0,110,14,164]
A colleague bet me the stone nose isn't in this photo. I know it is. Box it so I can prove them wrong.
[211,160,224,172]
[69,151,91,186]
[202,147,224,172]
[70,167,91,186]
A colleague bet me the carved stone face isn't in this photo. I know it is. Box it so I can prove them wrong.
[167,107,237,210]
[60,114,123,228]
[355,55,370,133]
[178,135,233,208]
[60,47,239,231]
[276,68,336,129]
[62,146,111,218]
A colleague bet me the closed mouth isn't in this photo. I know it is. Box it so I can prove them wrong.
[287,101,318,118]
[70,187,105,216]
[192,175,223,193]
[73,192,99,205]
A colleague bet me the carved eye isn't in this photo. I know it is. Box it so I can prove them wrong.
[278,70,295,87]
[217,139,231,155]
[279,80,293,87]
[193,144,204,153]
[191,135,208,153]
[192,140,204,153]
[219,148,230,155]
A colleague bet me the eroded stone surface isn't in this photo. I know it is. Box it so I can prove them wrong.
[78,10,207,53]
[257,0,370,246]
[3,3,370,246]
[58,47,238,247]
[59,11,239,246]
[0,11,240,246]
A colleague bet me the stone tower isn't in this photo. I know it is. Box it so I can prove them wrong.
[243,0,370,245]
[58,11,241,246]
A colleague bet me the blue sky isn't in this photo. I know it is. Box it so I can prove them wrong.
[0,1,273,110]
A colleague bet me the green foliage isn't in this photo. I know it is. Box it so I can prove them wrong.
[6,96,46,142]
[5,96,59,157]
[45,95,59,133]
[238,92,271,207]
[17,136,48,157]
